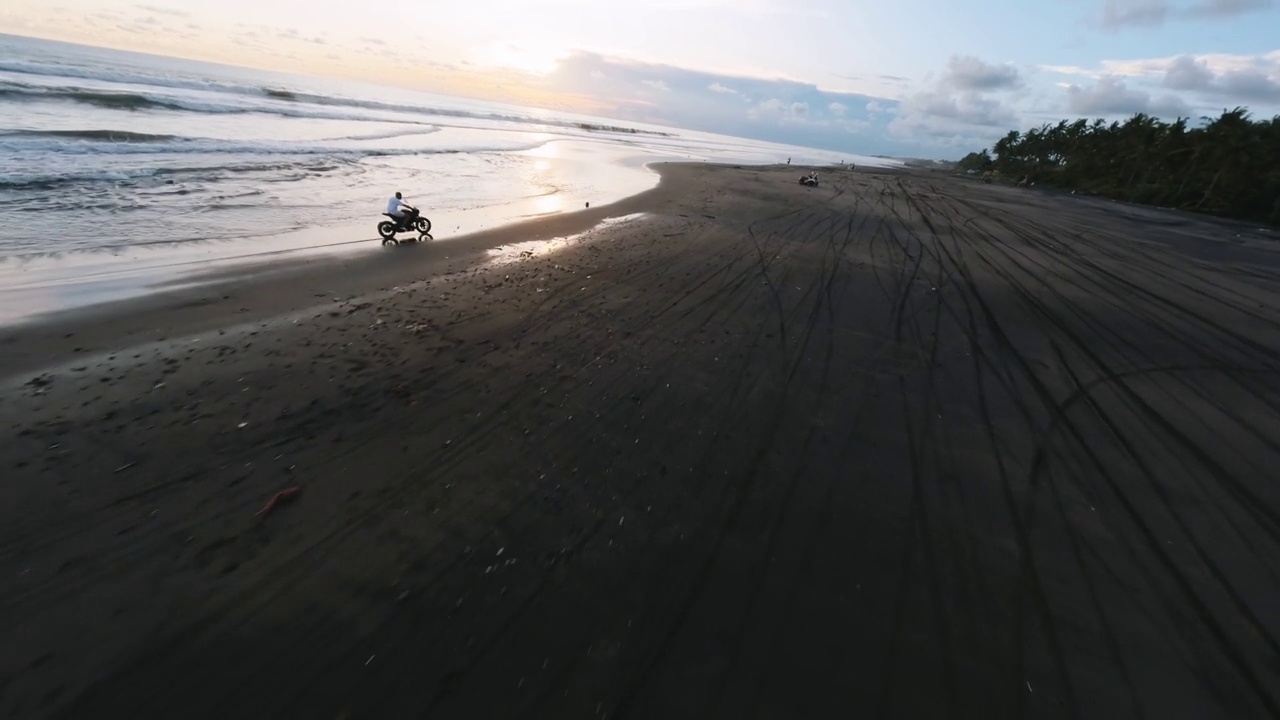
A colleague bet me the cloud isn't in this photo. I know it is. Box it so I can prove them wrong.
[884,53,1020,145]
[134,3,190,17]
[1097,0,1273,28]
[886,111,1006,148]
[1065,77,1190,117]
[749,98,810,121]
[835,71,912,94]
[1163,55,1215,89]
[946,55,1022,91]
[900,89,1017,127]
[1099,0,1171,28]
[114,21,166,35]
[1070,50,1280,79]
[524,51,925,155]
[1187,0,1275,16]
[1127,52,1280,103]
[1043,51,1280,109]
[641,79,670,92]
[1040,64,1099,78]
[1066,77,1148,113]
[1216,69,1280,102]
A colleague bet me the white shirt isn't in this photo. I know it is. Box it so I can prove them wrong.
[387,197,407,215]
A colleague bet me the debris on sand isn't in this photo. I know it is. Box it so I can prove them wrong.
[256,486,301,519]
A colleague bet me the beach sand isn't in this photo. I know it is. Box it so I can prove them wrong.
[3,163,1279,718]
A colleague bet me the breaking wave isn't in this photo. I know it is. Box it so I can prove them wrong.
[0,74,672,136]
[0,128,180,142]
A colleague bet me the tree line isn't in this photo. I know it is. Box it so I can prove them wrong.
[955,108,1280,227]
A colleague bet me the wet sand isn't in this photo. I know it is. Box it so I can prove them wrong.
[3,163,1280,719]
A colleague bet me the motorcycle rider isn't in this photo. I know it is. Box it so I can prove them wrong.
[386,192,417,230]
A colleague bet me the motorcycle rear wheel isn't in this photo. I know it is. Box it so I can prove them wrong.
[377,221,396,239]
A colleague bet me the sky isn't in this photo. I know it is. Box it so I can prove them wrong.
[2,0,1279,158]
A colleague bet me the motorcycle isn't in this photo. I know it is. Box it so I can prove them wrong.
[377,207,433,245]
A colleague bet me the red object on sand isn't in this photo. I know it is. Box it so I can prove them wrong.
[257,486,301,519]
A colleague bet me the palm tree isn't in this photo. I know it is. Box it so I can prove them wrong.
[963,107,1280,226]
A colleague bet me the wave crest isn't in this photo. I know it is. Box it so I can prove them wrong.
[1,79,673,136]
[0,128,179,142]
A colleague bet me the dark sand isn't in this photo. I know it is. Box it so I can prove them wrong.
[3,164,1279,719]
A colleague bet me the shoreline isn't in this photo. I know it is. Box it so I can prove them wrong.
[0,137,672,329]
[0,159,856,381]
[1,160,887,384]
[0,160,715,381]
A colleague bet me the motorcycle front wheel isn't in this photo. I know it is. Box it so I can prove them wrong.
[414,217,432,234]
[377,221,396,239]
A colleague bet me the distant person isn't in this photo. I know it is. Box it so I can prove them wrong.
[386,192,417,228]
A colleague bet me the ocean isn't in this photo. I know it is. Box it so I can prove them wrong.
[0,33,892,320]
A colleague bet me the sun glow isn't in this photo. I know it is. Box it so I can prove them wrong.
[484,41,565,75]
